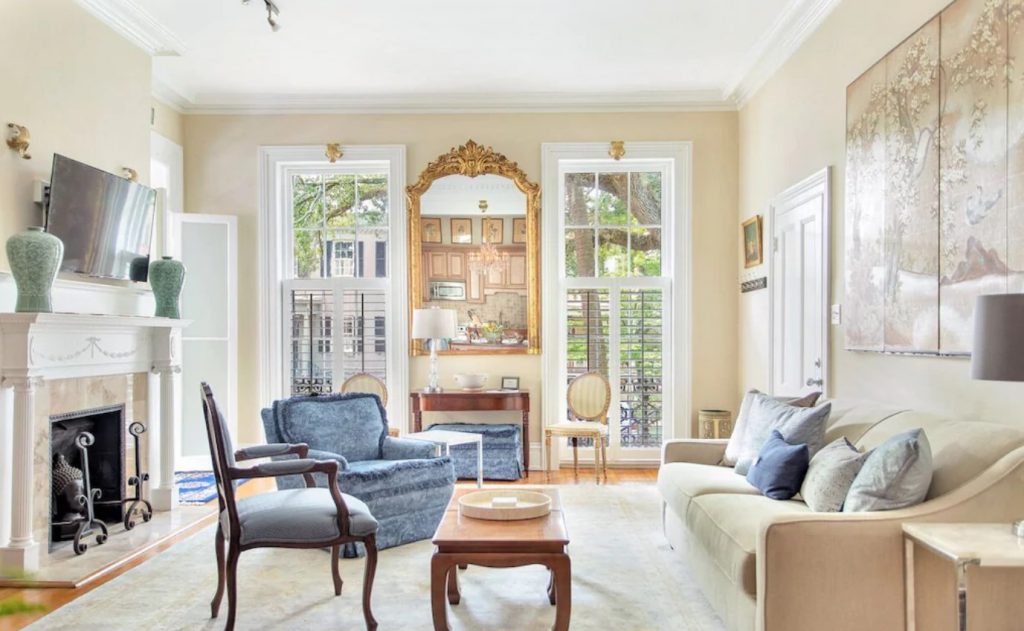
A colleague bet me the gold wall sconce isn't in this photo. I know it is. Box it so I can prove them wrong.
[609,140,625,161]
[122,167,139,182]
[6,124,31,160]
[325,143,343,163]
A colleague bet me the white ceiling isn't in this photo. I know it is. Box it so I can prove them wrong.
[77,0,841,112]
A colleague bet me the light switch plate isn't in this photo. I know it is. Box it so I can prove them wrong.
[831,304,842,325]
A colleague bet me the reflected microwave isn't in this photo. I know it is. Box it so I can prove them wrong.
[429,281,466,301]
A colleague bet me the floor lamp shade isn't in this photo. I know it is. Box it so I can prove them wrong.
[972,294,1024,382]
[412,308,456,340]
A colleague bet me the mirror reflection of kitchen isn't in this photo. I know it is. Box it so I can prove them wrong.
[420,174,529,351]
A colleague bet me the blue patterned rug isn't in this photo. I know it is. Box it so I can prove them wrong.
[175,471,249,505]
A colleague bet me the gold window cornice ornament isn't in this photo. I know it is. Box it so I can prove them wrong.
[325,143,343,163]
[122,167,139,182]
[6,123,31,160]
[609,140,625,161]
[406,139,541,356]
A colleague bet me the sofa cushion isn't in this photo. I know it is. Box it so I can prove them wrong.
[270,393,387,463]
[657,462,759,521]
[724,390,821,466]
[852,410,1024,499]
[845,429,932,512]
[686,494,811,596]
[746,430,810,500]
[735,395,831,475]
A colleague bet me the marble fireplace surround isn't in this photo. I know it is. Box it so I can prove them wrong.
[0,313,188,574]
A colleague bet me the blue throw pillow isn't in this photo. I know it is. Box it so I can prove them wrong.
[746,430,810,500]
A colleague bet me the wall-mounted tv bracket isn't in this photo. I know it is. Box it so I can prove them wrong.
[32,179,51,224]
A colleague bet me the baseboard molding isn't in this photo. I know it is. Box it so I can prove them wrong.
[528,442,660,470]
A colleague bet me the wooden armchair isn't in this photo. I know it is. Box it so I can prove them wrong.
[200,382,380,631]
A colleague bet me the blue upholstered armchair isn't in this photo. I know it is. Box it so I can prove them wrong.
[260,393,455,553]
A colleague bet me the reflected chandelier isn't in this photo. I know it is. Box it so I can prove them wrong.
[469,241,507,275]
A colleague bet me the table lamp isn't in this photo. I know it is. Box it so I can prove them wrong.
[971,293,1024,536]
[412,307,456,393]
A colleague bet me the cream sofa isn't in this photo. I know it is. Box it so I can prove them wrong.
[658,399,1024,631]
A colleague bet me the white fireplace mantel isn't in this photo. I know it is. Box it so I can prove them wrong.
[0,313,190,573]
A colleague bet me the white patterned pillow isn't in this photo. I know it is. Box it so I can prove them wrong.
[800,437,870,512]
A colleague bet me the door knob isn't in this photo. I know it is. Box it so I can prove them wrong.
[806,377,824,387]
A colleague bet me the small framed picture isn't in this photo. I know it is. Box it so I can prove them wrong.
[422,217,442,243]
[512,217,527,244]
[450,218,472,244]
[483,218,504,244]
[501,376,520,390]
[742,215,763,268]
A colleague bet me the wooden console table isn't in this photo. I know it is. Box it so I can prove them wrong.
[410,390,530,474]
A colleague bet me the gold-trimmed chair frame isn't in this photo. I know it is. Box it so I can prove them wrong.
[406,140,541,356]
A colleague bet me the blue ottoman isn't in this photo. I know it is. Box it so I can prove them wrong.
[427,423,523,480]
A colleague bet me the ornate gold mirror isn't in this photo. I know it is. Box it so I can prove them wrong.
[408,140,540,355]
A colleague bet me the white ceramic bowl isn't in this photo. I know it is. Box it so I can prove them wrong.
[453,373,488,390]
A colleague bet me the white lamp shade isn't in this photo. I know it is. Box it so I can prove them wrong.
[972,293,1024,382]
[412,308,457,340]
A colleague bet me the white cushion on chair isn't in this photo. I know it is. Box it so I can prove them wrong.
[546,421,608,435]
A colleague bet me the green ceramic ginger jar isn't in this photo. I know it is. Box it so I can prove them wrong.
[149,256,186,319]
[7,226,64,313]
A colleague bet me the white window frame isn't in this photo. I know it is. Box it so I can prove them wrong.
[258,146,409,430]
[541,142,693,467]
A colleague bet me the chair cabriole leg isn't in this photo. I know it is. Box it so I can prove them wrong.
[362,535,379,630]
[211,525,226,618]
[331,544,343,595]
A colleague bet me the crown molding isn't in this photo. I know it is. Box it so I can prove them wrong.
[725,0,841,107]
[74,0,185,56]
[151,78,190,113]
[176,90,738,115]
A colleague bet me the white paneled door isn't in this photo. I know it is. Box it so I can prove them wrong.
[770,168,830,397]
[171,213,238,470]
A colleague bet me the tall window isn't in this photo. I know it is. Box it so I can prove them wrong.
[285,169,391,395]
[558,160,674,461]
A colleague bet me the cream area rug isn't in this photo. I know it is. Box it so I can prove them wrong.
[28,484,725,630]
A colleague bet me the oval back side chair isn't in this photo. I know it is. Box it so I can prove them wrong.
[544,371,611,483]
[340,372,398,436]
[200,382,381,631]
[341,372,389,407]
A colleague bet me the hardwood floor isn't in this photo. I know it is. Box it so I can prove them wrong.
[0,468,656,630]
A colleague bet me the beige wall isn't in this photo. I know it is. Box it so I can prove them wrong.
[183,112,740,444]
[151,99,185,146]
[738,0,1024,422]
[0,0,152,269]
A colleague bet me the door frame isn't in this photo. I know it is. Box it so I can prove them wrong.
[540,142,693,468]
[768,167,831,398]
[170,213,238,470]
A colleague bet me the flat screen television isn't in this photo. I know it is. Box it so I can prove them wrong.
[45,154,157,282]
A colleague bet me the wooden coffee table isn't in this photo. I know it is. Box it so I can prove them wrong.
[430,487,571,631]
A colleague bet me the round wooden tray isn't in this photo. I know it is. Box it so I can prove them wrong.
[458,490,552,521]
